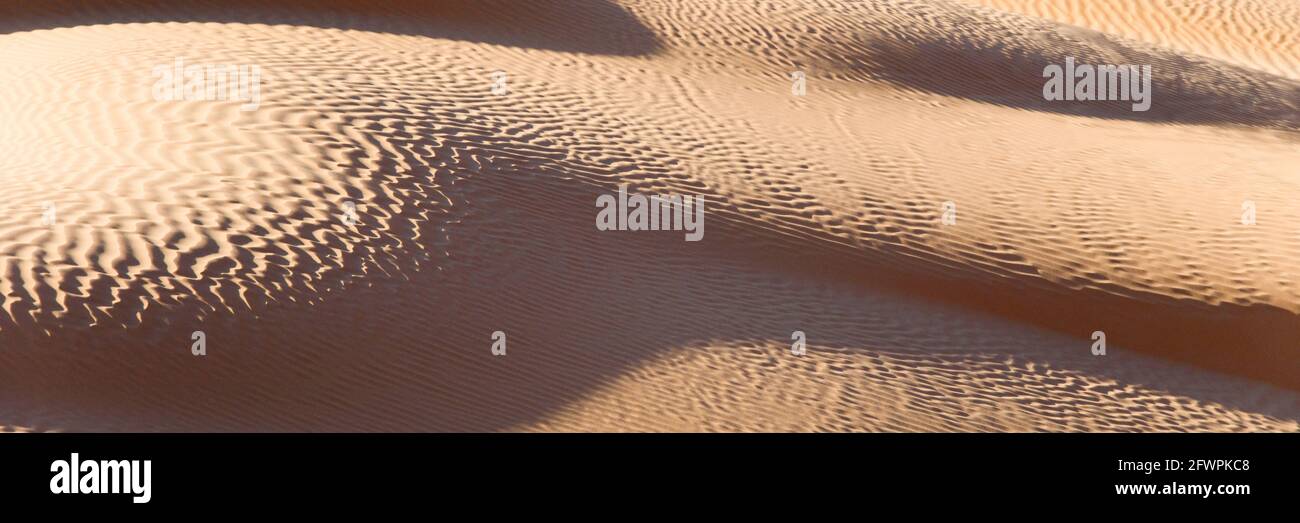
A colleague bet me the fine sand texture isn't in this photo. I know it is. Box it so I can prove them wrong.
[0,0,1298,432]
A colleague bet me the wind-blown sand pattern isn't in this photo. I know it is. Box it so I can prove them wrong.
[963,0,1300,81]
[0,0,1298,432]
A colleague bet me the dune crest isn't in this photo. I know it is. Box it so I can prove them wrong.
[962,0,1300,81]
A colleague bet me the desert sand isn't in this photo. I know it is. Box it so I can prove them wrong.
[0,0,1298,432]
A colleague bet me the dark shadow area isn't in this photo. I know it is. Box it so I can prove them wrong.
[728,219,1300,400]
[2,156,1298,431]
[0,0,662,56]
[825,4,1300,130]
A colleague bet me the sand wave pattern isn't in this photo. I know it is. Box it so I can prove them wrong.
[0,0,1298,432]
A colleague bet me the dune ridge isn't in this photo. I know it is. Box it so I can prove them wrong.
[963,0,1300,81]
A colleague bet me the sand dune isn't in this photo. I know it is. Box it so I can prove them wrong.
[0,0,1298,432]
[962,0,1300,81]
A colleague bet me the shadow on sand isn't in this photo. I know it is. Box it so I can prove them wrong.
[0,0,662,56]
